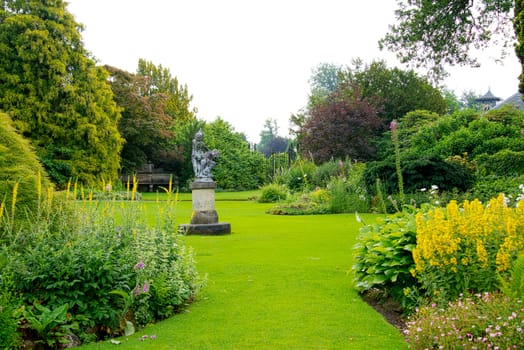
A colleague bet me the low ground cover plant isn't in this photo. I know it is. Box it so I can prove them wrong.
[404,292,524,349]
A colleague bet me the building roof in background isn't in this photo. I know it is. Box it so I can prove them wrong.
[494,92,524,110]
[476,89,502,103]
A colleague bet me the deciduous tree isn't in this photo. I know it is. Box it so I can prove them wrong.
[105,65,178,173]
[380,0,515,81]
[300,85,382,163]
[203,118,266,190]
[258,118,289,157]
[347,60,446,122]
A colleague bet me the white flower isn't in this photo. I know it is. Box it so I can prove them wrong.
[431,185,439,190]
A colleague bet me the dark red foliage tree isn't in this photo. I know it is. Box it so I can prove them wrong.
[300,86,383,163]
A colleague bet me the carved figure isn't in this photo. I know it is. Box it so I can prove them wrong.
[191,129,219,181]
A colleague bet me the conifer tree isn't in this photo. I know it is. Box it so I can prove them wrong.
[0,0,123,187]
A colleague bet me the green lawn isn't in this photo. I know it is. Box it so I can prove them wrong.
[80,199,407,349]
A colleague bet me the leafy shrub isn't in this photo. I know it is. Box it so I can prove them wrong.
[284,159,316,192]
[476,149,524,176]
[353,208,419,308]
[470,174,524,203]
[413,195,524,303]
[203,118,266,190]
[257,184,288,203]
[0,181,201,346]
[404,292,524,349]
[311,159,350,188]
[501,254,524,301]
[266,190,330,215]
[364,155,474,196]
[328,163,370,213]
[0,291,22,349]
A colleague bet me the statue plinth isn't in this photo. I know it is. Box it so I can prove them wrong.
[179,180,231,235]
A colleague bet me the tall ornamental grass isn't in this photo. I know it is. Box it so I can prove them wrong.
[0,178,201,348]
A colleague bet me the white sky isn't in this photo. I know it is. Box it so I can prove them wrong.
[66,0,522,143]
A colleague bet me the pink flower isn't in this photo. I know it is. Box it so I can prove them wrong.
[390,119,399,131]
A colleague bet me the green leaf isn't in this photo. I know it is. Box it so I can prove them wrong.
[124,320,135,336]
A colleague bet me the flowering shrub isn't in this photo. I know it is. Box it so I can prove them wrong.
[0,178,201,346]
[404,292,524,349]
[413,194,524,302]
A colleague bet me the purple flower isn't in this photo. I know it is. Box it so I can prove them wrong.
[150,335,156,340]
[142,281,149,293]
[134,259,145,270]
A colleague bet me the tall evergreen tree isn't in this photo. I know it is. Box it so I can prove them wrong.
[0,0,123,187]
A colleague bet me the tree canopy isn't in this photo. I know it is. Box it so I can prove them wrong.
[300,84,382,163]
[257,118,290,157]
[105,61,196,174]
[380,0,515,81]
[203,118,266,190]
[348,60,447,121]
[305,60,446,124]
[0,0,123,187]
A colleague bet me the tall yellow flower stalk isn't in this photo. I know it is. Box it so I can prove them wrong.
[11,182,19,221]
[0,202,5,223]
[131,176,138,202]
[413,194,524,298]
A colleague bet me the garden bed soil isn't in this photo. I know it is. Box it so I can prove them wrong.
[362,291,405,330]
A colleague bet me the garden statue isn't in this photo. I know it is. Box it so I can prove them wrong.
[191,129,219,181]
[179,129,231,235]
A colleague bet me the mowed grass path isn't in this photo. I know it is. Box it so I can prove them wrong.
[81,195,407,349]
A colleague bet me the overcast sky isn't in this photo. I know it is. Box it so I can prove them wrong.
[66,0,522,143]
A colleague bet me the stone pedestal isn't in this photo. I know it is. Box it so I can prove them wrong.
[179,181,231,235]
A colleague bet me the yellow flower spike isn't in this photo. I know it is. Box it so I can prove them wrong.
[0,202,5,223]
[11,182,19,219]
[131,176,138,202]
[47,187,53,209]
[496,247,511,272]
[73,181,78,200]
[66,179,71,200]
